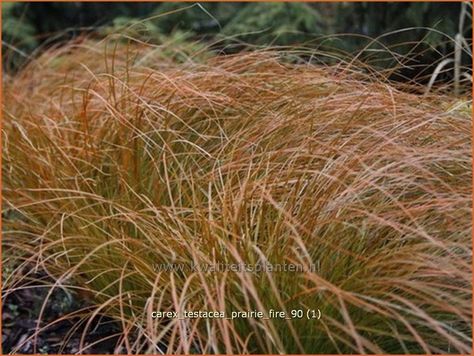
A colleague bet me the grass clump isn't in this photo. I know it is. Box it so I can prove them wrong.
[2,37,472,354]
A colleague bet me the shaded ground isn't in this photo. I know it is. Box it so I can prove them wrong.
[2,272,123,354]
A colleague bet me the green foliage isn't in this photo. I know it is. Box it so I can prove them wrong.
[2,3,38,70]
[2,3,37,48]
[1,2,471,83]
[222,3,322,46]
[100,16,161,40]
[150,2,240,35]
[99,18,212,64]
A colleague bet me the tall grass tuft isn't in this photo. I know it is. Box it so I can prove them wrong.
[2,37,472,354]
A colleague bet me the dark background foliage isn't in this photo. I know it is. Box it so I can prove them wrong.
[2,2,472,83]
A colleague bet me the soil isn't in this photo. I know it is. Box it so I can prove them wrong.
[2,272,123,354]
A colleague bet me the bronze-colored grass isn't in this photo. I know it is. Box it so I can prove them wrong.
[2,36,472,354]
